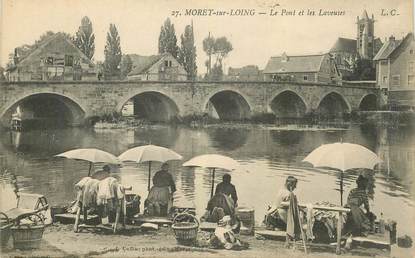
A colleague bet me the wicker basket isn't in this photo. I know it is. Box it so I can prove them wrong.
[1,212,13,248]
[11,214,45,250]
[171,213,199,245]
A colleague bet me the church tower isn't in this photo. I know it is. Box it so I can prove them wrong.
[357,10,375,59]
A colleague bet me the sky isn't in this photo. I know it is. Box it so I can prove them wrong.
[0,0,413,75]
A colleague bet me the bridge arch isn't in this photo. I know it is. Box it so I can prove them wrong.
[317,91,351,116]
[359,94,378,111]
[0,92,87,127]
[269,90,308,118]
[203,89,252,121]
[117,90,180,122]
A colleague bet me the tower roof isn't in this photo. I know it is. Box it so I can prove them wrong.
[361,10,369,20]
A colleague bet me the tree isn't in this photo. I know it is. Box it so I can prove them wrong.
[213,37,233,67]
[202,34,232,80]
[103,24,122,79]
[178,24,197,80]
[210,63,223,81]
[74,16,95,59]
[350,57,375,80]
[120,55,133,79]
[158,18,179,58]
[203,34,215,76]
[0,67,6,81]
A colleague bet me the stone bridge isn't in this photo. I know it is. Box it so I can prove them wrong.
[0,81,380,127]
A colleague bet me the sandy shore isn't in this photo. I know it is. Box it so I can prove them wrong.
[2,223,411,258]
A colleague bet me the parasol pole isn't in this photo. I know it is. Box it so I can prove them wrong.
[88,162,93,176]
[210,168,216,199]
[148,161,152,192]
[340,170,344,206]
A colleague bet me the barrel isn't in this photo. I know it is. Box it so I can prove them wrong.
[236,207,255,235]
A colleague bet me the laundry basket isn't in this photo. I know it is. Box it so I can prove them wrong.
[172,213,199,245]
[1,212,13,248]
[11,214,45,250]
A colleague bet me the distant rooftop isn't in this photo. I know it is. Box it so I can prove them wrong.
[228,65,260,76]
[263,53,326,74]
[373,37,403,60]
[330,37,357,53]
[127,54,165,76]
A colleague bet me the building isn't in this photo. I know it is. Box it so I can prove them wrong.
[126,53,187,81]
[374,33,415,109]
[263,53,341,84]
[329,10,382,79]
[330,38,359,79]
[226,65,263,81]
[356,10,376,60]
[6,33,96,82]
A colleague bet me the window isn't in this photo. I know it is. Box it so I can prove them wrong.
[381,60,388,65]
[410,49,414,54]
[409,75,415,86]
[47,67,64,80]
[65,55,74,67]
[164,60,172,67]
[56,67,64,76]
[73,73,82,81]
[45,56,54,65]
[409,62,414,73]
[391,75,400,87]
[73,58,80,66]
[54,57,64,66]
[303,75,308,81]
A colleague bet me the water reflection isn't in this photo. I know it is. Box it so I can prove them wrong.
[0,124,414,237]
[208,128,249,151]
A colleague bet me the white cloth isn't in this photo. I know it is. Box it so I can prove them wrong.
[305,203,315,240]
[97,177,124,205]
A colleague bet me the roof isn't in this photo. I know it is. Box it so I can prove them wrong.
[360,10,369,20]
[17,32,94,67]
[388,33,414,60]
[263,54,326,74]
[330,38,357,53]
[228,65,260,76]
[127,54,165,76]
[373,37,403,60]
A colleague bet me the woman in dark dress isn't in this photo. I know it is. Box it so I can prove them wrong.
[345,175,374,236]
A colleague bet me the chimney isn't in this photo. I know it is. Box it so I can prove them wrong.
[389,35,395,41]
[281,52,289,62]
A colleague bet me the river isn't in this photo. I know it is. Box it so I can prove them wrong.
[0,123,414,237]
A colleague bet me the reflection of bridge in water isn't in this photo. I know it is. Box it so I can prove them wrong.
[0,81,380,127]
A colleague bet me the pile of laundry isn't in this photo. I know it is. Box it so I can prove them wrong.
[70,176,126,222]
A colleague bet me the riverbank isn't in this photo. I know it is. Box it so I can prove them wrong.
[91,111,415,131]
[3,223,409,258]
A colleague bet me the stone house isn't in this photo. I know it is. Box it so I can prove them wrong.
[6,33,96,82]
[126,53,187,81]
[263,53,341,84]
[226,65,263,81]
[374,33,415,109]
